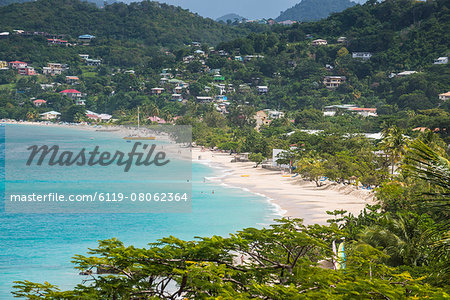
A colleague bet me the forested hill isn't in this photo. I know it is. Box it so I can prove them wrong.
[0,0,249,47]
[222,0,449,70]
[276,0,356,22]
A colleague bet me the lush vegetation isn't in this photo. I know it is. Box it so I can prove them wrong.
[12,132,450,298]
[0,0,254,47]
[276,0,356,22]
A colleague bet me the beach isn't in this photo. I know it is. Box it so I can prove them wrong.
[193,147,375,225]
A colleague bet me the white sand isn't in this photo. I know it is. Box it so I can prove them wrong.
[3,121,374,225]
[193,147,375,225]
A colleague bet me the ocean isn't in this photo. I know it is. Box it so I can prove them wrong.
[0,124,280,298]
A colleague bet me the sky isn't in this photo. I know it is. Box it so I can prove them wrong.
[153,0,301,20]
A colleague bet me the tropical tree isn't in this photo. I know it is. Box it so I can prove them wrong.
[380,126,409,174]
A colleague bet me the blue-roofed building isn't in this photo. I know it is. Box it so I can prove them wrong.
[78,34,95,42]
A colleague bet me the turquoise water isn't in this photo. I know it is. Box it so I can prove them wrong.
[0,124,280,298]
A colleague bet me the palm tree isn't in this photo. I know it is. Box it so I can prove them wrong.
[402,138,449,282]
[380,126,409,174]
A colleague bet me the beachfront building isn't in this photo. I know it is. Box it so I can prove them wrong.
[40,111,61,120]
[18,66,36,76]
[43,63,63,76]
[8,61,27,69]
[311,39,327,46]
[86,110,112,122]
[352,52,373,60]
[439,92,450,101]
[323,76,346,89]
[148,116,166,124]
[434,57,448,64]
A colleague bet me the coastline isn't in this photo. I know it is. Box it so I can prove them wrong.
[192,147,375,225]
[3,121,375,225]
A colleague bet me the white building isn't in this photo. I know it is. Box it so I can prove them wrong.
[439,92,450,101]
[433,57,448,64]
[40,111,61,120]
[352,52,373,60]
[257,86,268,94]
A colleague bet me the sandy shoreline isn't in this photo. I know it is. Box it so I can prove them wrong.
[3,121,375,225]
[192,148,375,225]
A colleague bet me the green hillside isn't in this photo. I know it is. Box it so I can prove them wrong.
[0,0,248,47]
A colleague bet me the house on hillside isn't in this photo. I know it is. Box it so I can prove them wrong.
[278,20,296,25]
[43,63,63,75]
[85,59,101,66]
[78,34,95,43]
[60,89,84,105]
[323,105,377,117]
[18,66,36,76]
[266,110,285,119]
[257,86,269,95]
[214,74,225,81]
[0,61,8,69]
[79,54,89,60]
[312,39,327,46]
[151,87,165,95]
[254,110,271,130]
[337,37,347,44]
[323,76,346,89]
[396,71,417,77]
[171,94,183,102]
[433,57,448,64]
[439,92,450,101]
[348,107,377,117]
[352,52,373,60]
[32,99,46,107]
[196,96,213,104]
[47,38,68,46]
[66,76,79,84]
[323,104,357,116]
[8,61,27,69]
[40,111,60,120]
[183,55,195,63]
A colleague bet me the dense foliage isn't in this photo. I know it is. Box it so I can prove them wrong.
[0,0,251,47]
[276,0,356,22]
[12,133,450,298]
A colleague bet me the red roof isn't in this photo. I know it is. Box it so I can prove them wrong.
[350,108,377,111]
[33,99,47,103]
[9,61,26,64]
[60,89,81,94]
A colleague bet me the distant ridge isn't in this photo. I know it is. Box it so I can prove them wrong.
[216,13,246,23]
[276,0,357,22]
